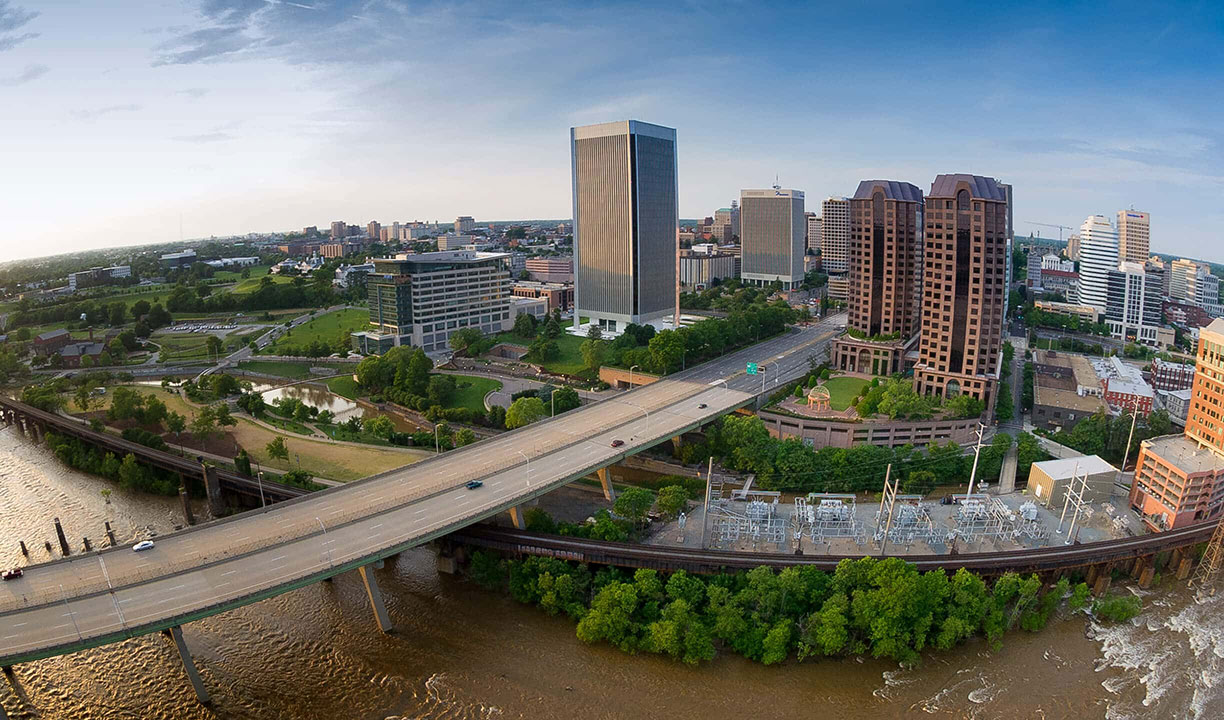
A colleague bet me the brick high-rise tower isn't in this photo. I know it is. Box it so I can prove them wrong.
[831,180,924,376]
[913,174,1010,404]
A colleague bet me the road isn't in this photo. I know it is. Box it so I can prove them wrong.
[0,314,845,666]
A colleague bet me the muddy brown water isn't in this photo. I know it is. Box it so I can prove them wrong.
[0,426,1217,719]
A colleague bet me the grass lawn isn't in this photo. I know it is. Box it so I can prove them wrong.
[446,374,502,413]
[230,275,293,295]
[325,375,361,400]
[489,331,587,376]
[231,418,428,481]
[155,327,260,362]
[261,414,315,435]
[213,264,271,282]
[823,376,870,411]
[69,384,198,417]
[269,307,368,351]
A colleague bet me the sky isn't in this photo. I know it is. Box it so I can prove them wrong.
[1,0,1222,263]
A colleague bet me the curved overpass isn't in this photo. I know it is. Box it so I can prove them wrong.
[0,319,843,668]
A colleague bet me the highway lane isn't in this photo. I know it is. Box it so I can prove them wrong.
[0,314,844,664]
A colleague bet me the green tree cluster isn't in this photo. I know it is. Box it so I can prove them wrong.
[468,552,1115,667]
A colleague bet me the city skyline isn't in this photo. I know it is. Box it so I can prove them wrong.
[2,1,1224,264]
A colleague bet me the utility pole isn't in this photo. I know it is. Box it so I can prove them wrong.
[878,464,895,556]
[699,456,715,549]
[965,423,986,496]
[1118,399,1139,488]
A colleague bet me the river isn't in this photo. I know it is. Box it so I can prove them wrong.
[0,426,1218,719]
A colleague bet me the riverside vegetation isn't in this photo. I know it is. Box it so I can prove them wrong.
[466,551,1142,667]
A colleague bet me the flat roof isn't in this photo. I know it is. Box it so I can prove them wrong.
[1034,383,1107,413]
[1144,434,1224,475]
[1032,455,1117,480]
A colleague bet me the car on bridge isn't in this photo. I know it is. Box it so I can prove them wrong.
[132,540,155,552]
[2,568,22,581]
[610,439,625,448]
[466,480,483,490]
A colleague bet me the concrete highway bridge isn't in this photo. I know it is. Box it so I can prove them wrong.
[0,317,844,710]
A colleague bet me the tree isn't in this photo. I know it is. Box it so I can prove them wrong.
[512,312,538,339]
[506,396,547,429]
[117,453,145,490]
[580,337,605,375]
[549,386,580,415]
[995,381,1014,423]
[205,335,224,361]
[655,485,689,519]
[448,327,484,355]
[166,412,186,449]
[266,435,290,461]
[363,414,396,439]
[542,309,562,339]
[648,330,686,374]
[75,384,98,413]
[427,374,456,407]
[213,403,237,431]
[108,302,126,326]
[613,486,655,527]
[189,405,218,443]
[405,348,433,396]
[487,404,507,429]
[903,470,937,496]
[293,403,313,422]
[455,427,477,446]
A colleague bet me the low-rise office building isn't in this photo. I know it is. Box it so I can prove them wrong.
[525,257,574,283]
[1157,388,1192,426]
[512,281,574,313]
[68,265,131,292]
[1039,268,1079,299]
[353,251,512,354]
[1032,349,1107,431]
[679,250,738,289]
[1033,300,1099,324]
[1150,356,1196,391]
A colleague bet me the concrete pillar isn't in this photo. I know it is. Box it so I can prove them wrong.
[167,626,210,704]
[1085,564,1100,587]
[508,505,524,529]
[53,517,70,556]
[1139,564,1156,589]
[202,465,225,518]
[358,565,394,633]
[1177,556,1194,581]
[595,467,614,502]
[671,435,683,455]
[1093,573,1112,597]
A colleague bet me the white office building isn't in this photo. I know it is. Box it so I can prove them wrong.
[740,188,805,289]
[806,213,822,253]
[820,197,850,273]
[1077,215,1119,313]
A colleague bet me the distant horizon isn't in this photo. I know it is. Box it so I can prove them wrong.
[3,1,1222,264]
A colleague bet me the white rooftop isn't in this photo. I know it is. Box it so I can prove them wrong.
[1032,455,1118,480]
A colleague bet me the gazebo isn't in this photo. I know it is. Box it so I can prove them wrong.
[806,384,831,413]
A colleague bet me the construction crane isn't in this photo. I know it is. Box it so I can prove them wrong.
[1025,221,1074,242]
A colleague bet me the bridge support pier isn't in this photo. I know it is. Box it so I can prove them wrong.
[595,468,614,502]
[509,505,524,529]
[165,626,210,705]
[671,435,683,456]
[201,464,225,519]
[358,565,394,633]
[1139,563,1156,589]
[1176,555,1194,581]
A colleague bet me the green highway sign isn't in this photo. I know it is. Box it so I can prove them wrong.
[746,362,758,375]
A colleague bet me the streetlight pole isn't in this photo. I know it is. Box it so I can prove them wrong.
[629,364,639,390]
[516,449,531,486]
[257,471,266,508]
[316,516,333,568]
[434,423,440,453]
[965,423,986,497]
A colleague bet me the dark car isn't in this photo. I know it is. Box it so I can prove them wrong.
[2,568,23,581]
[610,439,625,448]
[698,403,708,409]
[466,480,484,490]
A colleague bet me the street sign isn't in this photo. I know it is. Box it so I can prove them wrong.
[746,362,758,375]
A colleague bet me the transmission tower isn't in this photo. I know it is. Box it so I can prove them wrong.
[1190,512,1224,593]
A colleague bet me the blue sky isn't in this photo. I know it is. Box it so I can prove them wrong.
[1,0,1222,263]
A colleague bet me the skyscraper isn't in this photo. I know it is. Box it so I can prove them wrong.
[831,180,923,376]
[1076,215,1120,313]
[1066,233,1081,262]
[570,120,678,332]
[367,221,381,241]
[805,213,822,254]
[1117,210,1150,265]
[740,188,805,289]
[913,174,1009,404]
[820,197,850,273]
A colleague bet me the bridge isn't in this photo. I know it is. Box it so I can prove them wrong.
[0,316,844,706]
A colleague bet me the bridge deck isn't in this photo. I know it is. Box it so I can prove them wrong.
[0,319,842,666]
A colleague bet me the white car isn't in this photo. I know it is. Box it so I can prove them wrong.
[132,540,155,552]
